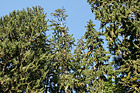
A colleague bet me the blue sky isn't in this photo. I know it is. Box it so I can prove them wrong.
[0,0,100,41]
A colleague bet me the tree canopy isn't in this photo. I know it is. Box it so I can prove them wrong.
[0,0,140,92]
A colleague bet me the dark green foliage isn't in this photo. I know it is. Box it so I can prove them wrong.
[87,0,140,92]
[73,20,113,93]
[44,8,75,93]
[0,6,49,92]
[0,0,139,92]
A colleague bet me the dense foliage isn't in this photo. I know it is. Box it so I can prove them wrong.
[0,6,49,92]
[0,0,140,92]
[87,0,140,92]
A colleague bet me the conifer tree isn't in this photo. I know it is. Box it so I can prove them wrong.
[45,8,75,93]
[73,20,112,92]
[87,0,140,92]
[0,6,49,92]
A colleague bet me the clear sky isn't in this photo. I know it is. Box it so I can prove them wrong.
[0,0,100,41]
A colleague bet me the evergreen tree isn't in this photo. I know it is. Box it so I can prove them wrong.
[87,0,140,92]
[0,6,49,92]
[45,8,75,93]
[73,20,112,93]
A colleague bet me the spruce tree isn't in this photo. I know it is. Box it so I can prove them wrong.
[0,6,49,92]
[87,0,140,92]
[45,8,75,93]
[73,20,112,92]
